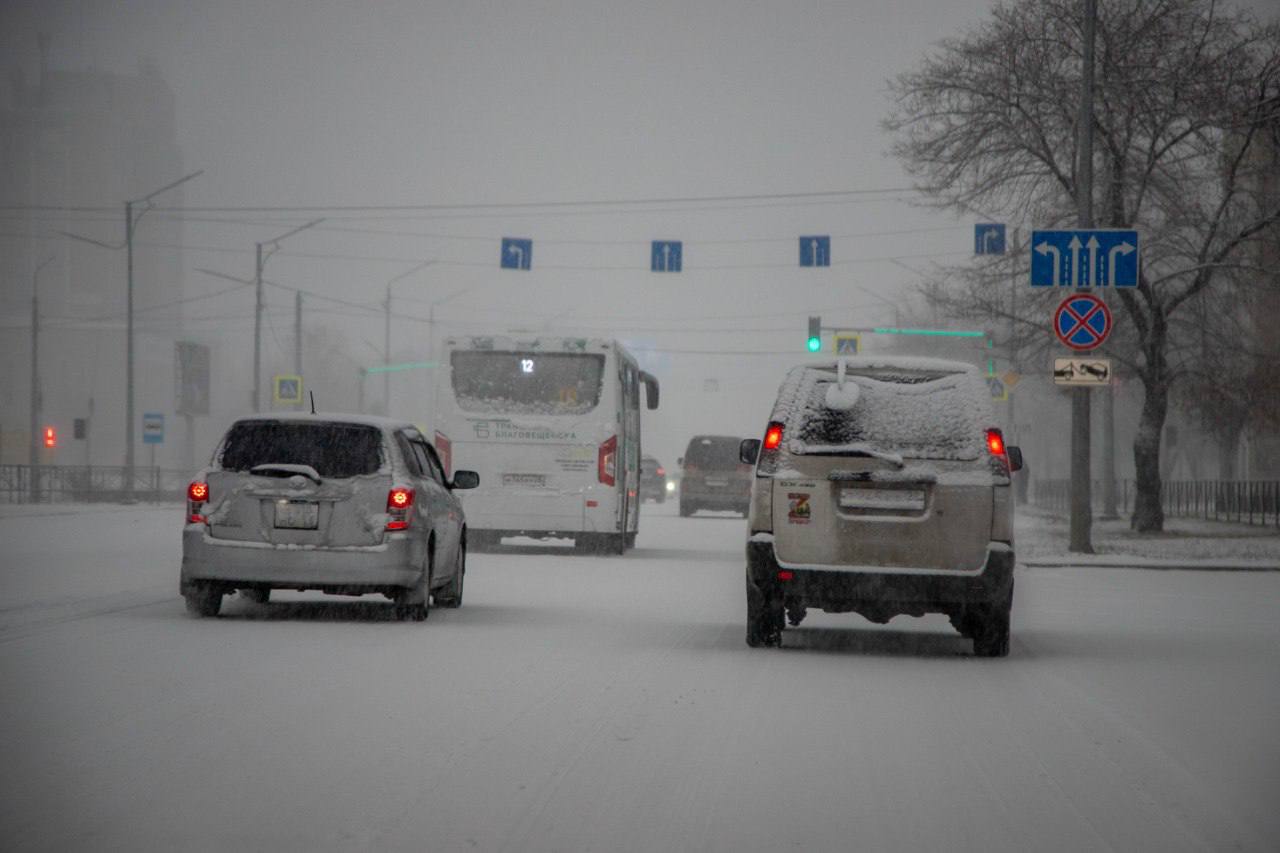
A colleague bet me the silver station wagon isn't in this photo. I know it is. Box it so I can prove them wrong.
[740,357,1023,656]
[181,414,478,621]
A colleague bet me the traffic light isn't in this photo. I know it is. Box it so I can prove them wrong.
[807,316,821,352]
[43,426,56,449]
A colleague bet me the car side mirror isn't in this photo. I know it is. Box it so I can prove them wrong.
[1006,446,1023,473]
[451,470,480,489]
[739,438,761,465]
[640,370,659,410]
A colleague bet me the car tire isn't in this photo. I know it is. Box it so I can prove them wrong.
[746,581,783,648]
[184,584,222,618]
[241,588,270,605]
[394,553,432,622]
[435,542,465,609]
[970,588,1013,657]
[625,531,637,550]
[679,499,694,517]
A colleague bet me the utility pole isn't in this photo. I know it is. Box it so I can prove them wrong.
[29,256,54,501]
[383,261,435,417]
[294,290,303,378]
[1071,0,1096,553]
[60,169,202,501]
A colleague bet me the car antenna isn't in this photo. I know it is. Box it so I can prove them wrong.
[309,391,316,415]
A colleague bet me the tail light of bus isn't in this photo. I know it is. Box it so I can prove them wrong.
[386,486,415,531]
[187,481,209,524]
[598,435,617,487]
[435,431,452,478]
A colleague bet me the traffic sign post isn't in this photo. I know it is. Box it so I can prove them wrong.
[274,374,304,406]
[500,238,532,270]
[1030,229,1138,287]
[799,235,831,267]
[651,241,682,272]
[834,334,860,355]
[975,223,1006,255]
[1054,293,1112,350]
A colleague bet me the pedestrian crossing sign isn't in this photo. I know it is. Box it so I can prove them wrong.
[274,374,304,405]
[834,334,860,355]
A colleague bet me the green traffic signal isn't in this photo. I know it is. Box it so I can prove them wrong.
[806,336,821,352]
[807,316,821,352]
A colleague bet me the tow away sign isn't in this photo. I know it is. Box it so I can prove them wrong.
[1053,357,1112,386]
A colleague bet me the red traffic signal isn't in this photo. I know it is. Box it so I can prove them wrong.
[43,426,57,448]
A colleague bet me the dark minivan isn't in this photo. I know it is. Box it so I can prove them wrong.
[678,435,752,517]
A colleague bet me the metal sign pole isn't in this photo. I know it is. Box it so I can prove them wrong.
[1070,0,1097,554]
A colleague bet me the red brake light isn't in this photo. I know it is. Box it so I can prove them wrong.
[43,426,56,449]
[764,423,784,450]
[187,481,209,524]
[655,467,665,477]
[986,428,1006,456]
[598,435,617,487]
[386,486,415,531]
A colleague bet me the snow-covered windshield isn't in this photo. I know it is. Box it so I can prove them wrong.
[451,351,604,415]
[794,370,986,461]
[218,421,383,478]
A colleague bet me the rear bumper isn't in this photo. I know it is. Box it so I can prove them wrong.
[181,526,423,592]
[746,539,1014,611]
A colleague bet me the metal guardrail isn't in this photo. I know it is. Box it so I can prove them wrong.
[0,464,188,504]
[1032,478,1280,527]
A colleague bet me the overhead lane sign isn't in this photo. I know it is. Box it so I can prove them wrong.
[799,235,830,267]
[975,223,1005,255]
[1054,293,1112,351]
[501,238,532,270]
[651,240,682,272]
[1031,229,1138,287]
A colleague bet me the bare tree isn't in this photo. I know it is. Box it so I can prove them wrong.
[884,0,1280,531]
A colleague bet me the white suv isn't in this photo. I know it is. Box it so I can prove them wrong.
[740,357,1022,656]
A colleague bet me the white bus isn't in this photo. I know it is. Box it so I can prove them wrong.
[429,335,659,554]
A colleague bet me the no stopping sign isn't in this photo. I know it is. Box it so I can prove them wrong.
[1054,293,1112,351]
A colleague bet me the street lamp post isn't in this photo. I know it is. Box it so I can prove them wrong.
[383,261,435,416]
[251,219,323,412]
[60,169,203,501]
[28,255,55,501]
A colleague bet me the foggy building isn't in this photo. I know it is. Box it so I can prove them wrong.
[1,37,187,471]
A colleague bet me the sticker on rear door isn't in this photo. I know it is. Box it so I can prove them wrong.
[787,492,811,524]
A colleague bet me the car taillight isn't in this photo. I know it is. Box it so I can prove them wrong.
[434,431,452,478]
[756,421,786,476]
[598,435,617,487]
[187,481,208,524]
[386,486,415,531]
[764,423,784,450]
[655,467,665,477]
[986,428,1006,456]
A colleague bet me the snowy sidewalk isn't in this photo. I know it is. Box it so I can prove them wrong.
[1016,506,1280,571]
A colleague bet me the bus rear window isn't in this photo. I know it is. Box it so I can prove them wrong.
[450,351,605,415]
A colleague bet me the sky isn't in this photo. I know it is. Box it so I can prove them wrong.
[2,0,1275,466]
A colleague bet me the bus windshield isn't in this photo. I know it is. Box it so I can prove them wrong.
[450,351,605,415]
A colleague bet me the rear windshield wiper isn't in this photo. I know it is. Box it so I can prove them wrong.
[250,463,323,485]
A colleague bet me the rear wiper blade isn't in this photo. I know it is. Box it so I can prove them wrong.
[250,463,322,485]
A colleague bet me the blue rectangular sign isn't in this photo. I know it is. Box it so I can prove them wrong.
[799,235,831,267]
[501,238,532,270]
[651,240,682,272]
[142,412,164,445]
[1030,229,1138,287]
[975,223,1005,255]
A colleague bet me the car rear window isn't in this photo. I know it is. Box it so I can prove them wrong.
[684,437,742,469]
[451,351,605,415]
[219,421,384,478]
[795,370,986,461]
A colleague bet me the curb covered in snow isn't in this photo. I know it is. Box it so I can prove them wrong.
[1022,556,1280,572]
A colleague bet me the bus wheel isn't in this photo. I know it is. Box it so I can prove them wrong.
[625,532,637,550]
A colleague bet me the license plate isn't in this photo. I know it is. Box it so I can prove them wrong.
[705,478,728,488]
[274,501,319,529]
[839,488,926,512]
[502,473,547,487]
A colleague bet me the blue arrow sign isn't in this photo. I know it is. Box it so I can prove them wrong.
[799,235,831,267]
[501,237,532,270]
[651,240,682,272]
[975,223,1006,255]
[1030,229,1138,287]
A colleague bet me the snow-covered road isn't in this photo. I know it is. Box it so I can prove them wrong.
[2,503,1277,851]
